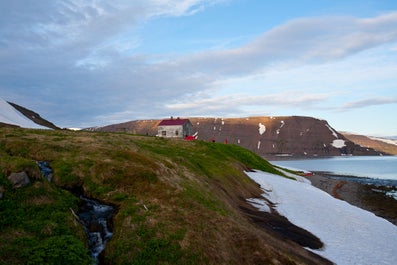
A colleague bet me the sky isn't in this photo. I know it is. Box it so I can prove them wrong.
[1,0,397,136]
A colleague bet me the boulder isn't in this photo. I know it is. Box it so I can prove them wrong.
[8,171,31,188]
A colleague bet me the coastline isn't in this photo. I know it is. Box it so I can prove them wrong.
[304,172,397,226]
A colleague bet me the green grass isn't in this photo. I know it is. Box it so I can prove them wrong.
[0,177,92,264]
[0,127,304,265]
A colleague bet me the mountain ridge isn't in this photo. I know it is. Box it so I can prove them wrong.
[0,98,58,129]
[2,98,395,156]
[92,116,390,157]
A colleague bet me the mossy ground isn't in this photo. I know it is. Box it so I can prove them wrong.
[0,128,324,264]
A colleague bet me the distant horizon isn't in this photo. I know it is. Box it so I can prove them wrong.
[1,1,396,136]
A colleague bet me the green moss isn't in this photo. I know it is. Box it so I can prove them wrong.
[26,236,93,265]
[0,127,292,264]
[182,183,228,216]
[0,181,90,264]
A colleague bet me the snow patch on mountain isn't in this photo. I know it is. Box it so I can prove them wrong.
[258,123,266,135]
[331,139,346,148]
[325,124,338,138]
[0,98,47,129]
[276,120,285,135]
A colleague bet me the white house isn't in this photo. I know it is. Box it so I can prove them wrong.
[157,118,193,138]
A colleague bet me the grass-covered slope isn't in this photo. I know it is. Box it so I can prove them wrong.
[0,128,327,264]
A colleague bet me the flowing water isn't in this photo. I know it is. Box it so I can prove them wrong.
[78,197,115,263]
[37,161,115,264]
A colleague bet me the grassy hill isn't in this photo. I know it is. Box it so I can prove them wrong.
[0,128,330,264]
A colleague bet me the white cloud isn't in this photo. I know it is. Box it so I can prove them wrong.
[167,12,397,77]
[1,2,397,128]
[340,97,397,110]
[165,92,331,117]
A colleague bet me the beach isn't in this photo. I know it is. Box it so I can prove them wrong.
[304,172,397,226]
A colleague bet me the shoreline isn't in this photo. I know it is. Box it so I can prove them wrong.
[304,172,397,226]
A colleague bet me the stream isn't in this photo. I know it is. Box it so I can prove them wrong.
[37,161,115,264]
[78,196,115,263]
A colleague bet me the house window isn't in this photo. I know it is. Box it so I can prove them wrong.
[175,130,179,136]
[162,131,166,136]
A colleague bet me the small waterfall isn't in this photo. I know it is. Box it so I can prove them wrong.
[37,161,53,182]
[78,197,115,263]
[36,161,115,264]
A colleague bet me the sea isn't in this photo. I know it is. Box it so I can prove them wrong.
[270,156,397,181]
[270,156,397,202]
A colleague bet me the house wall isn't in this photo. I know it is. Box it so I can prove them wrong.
[158,125,184,138]
[158,122,193,138]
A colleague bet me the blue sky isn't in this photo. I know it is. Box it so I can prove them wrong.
[1,0,396,136]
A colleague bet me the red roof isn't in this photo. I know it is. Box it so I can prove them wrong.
[158,118,190,126]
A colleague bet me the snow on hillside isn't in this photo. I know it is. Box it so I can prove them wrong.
[246,170,397,265]
[369,136,397,146]
[325,123,338,138]
[331,139,346,148]
[0,98,47,129]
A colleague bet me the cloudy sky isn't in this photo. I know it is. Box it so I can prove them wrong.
[1,0,396,136]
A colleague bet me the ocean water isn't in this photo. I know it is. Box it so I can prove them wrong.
[270,156,397,181]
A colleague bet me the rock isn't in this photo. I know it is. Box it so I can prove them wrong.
[8,171,31,188]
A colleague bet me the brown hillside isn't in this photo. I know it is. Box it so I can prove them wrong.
[342,132,397,155]
[94,116,387,157]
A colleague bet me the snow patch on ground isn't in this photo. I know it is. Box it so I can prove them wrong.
[257,140,261,150]
[331,139,346,148]
[325,124,338,138]
[247,198,271,213]
[0,98,47,129]
[274,168,311,184]
[258,123,266,135]
[246,170,397,265]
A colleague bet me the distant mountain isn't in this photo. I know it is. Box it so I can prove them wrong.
[93,116,388,157]
[342,132,397,155]
[0,98,58,129]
